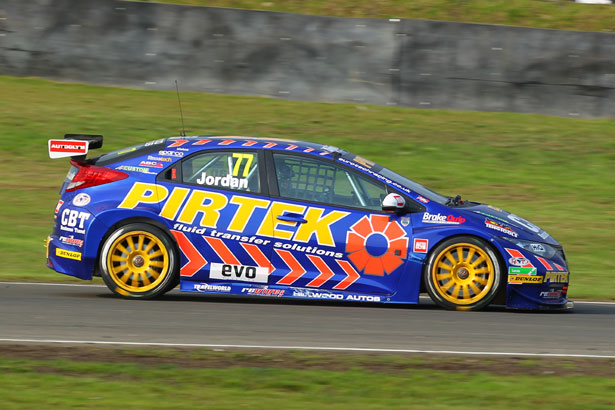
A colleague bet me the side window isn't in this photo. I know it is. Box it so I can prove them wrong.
[273,153,387,210]
[182,151,260,192]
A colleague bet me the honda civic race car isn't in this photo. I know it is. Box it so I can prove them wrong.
[46,134,571,311]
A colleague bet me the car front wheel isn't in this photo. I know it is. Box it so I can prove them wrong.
[424,236,502,311]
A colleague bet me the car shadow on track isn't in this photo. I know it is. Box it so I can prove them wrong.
[92,290,515,312]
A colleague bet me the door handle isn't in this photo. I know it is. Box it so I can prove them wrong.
[277,213,307,224]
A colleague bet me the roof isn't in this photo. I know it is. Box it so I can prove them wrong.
[165,136,346,158]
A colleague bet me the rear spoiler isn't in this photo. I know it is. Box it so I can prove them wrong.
[48,134,103,159]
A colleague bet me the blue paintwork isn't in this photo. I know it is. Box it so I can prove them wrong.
[47,136,570,310]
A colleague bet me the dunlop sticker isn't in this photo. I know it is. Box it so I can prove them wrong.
[56,248,82,261]
[508,275,543,284]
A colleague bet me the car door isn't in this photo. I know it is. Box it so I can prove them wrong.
[157,148,274,286]
[265,151,413,296]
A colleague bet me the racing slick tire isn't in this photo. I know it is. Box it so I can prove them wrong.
[424,236,502,311]
[100,223,179,299]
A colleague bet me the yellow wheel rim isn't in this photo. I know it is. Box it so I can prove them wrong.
[106,231,169,293]
[431,243,495,305]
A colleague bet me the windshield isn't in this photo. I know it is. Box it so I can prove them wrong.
[377,167,449,205]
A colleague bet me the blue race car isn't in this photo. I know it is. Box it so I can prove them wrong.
[46,134,571,311]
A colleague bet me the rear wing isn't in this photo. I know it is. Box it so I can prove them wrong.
[48,134,103,159]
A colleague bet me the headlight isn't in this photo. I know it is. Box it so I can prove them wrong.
[502,237,557,259]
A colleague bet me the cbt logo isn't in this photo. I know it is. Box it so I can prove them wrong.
[60,209,90,234]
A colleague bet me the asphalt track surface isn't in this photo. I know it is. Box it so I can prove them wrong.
[1,282,613,358]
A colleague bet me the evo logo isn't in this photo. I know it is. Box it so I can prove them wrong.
[209,263,268,283]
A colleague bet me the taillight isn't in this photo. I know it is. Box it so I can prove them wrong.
[66,159,129,192]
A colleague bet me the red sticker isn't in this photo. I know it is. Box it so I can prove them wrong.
[413,238,428,253]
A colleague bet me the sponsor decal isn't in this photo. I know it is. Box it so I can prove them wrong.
[48,139,88,158]
[422,212,466,225]
[337,157,413,195]
[292,290,343,300]
[274,242,342,259]
[158,150,184,157]
[352,155,375,168]
[60,209,90,234]
[196,172,248,189]
[72,193,90,207]
[485,219,518,237]
[416,195,429,204]
[291,290,381,302]
[209,263,269,283]
[119,183,348,248]
[241,288,285,297]
[147,155,173,162]
[413,238,428,253]
[139,160,164,168]
[117,147,137,155]
[504,249,535,268]
[400,216,410,227]
[55,248,82,261]
[346,214,408,276]
[116,165,156,174]
[508,275,543,284]
[346,294,381,302]
[544,271,569,284]
[508,257,530,267]
[539,290,562,299]
[508,267,537,275]
[194,283,231,292]
[59,235,84,248]
[144,138,166,147]
[473,211,509,224]
[530,243,546,253]
[54,199,64,214]
[508,214,542,234]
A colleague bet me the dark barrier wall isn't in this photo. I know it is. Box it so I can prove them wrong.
[1,0,613,118]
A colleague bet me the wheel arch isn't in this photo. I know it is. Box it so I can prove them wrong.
[93,213,179,277]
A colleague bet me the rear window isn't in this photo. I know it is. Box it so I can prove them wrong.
[93,139,167,166]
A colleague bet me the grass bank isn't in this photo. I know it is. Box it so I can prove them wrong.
[0,346,613,409]
[0,75,613,299]
[134,0,615,32]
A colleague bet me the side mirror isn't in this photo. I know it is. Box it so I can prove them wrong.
[382,193,406,213]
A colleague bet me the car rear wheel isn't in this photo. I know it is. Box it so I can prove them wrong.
[100,223,178,299]
[424,236,502,311]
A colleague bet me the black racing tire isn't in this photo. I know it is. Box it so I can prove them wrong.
[99,223,178,299]
[424,236,502,311]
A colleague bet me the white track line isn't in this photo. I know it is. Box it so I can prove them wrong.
[2,282,614,305]
[0,282,106,288]
[0,338,613,359]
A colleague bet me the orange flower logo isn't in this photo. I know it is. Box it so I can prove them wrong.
[346,215,408,276]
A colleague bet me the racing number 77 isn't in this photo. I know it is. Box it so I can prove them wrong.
[231,153,254,177]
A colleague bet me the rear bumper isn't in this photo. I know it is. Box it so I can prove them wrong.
[46,234,96,280]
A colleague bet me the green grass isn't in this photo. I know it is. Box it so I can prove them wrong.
[0,75,613,299]
[0,355,613,409]
[134,0,615,32]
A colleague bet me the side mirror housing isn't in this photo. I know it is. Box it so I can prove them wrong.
[382,193,406,213]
